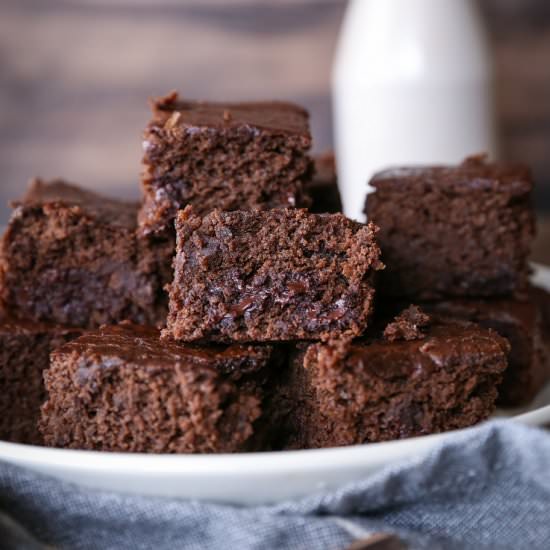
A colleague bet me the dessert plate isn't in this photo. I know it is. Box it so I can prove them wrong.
[1,264,549,505]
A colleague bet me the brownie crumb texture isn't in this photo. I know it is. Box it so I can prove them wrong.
[0,179,167,328]
[138,91,313,236]
[365,155,535,299]
[383,305,431,342]
[421,291,550,407]
[40,323,277,453]
[276,321,509,449]
[165,207,383,343]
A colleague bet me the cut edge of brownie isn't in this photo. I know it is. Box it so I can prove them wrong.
[364,155,535,299]
[138,91,314,236]
[0,179,168,328]
[165,207,384,343]
[40,322,281,453]
[276,321,509,449]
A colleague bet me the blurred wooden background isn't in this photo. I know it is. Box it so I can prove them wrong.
[1,0,550,262]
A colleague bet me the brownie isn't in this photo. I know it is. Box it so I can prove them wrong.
[306,152,342,214]
[0,317,80,445]
[0,179,168,328]
[364,155,535,299]
[40,322,278,453]
[138,232,176,312]
[138,92,313,236]
[276,319,509,449]
[165,207,383,343]
[422,291,550,407]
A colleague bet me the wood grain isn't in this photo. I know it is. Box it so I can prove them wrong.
[1,0,550,227]
[0,0,344,224]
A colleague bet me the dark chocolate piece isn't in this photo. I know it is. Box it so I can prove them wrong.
[139,92,313,236]
[165,207,383,343]
[364,155,535,299]
[40,322,277,453]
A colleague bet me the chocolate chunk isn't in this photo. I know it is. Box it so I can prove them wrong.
[384,305,431,342]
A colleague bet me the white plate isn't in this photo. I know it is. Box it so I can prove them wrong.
[1,265,549,505]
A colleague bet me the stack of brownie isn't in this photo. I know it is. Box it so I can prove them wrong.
[365,154,550,407]
[0,92,546,453]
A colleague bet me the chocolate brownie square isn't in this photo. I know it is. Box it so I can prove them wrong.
[0,179,167,328]
[165,207,383,343]
[40,323,278,453]
[139,92,313,236]
[306,152,342,214]
[276,318,508,449]
[423,291,550,406]
[364,155,535,299]
[0,317,80,444]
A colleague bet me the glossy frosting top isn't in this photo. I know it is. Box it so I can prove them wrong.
[20,179,138,229]
[314,322,509,381]
[53,322,273,374]
[149,91,310,136]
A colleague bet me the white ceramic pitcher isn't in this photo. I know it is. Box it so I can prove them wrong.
[332,0,497,221]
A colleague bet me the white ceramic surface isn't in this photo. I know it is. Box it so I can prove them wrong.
[333,0,497,222]
[1,265,549,505]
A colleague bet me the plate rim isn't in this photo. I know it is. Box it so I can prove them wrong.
[1,263,549,475]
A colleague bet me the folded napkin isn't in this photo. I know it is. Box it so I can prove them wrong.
[1,420,549,550]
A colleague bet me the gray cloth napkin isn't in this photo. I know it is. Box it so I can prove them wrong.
[1,419,549,550]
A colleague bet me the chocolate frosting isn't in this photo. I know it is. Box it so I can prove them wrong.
[54,322,273,374]
[20,179,138,229]
[328,323,509,381]
[150,91,311,137]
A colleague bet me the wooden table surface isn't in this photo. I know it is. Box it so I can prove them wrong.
[2,0,550,226]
